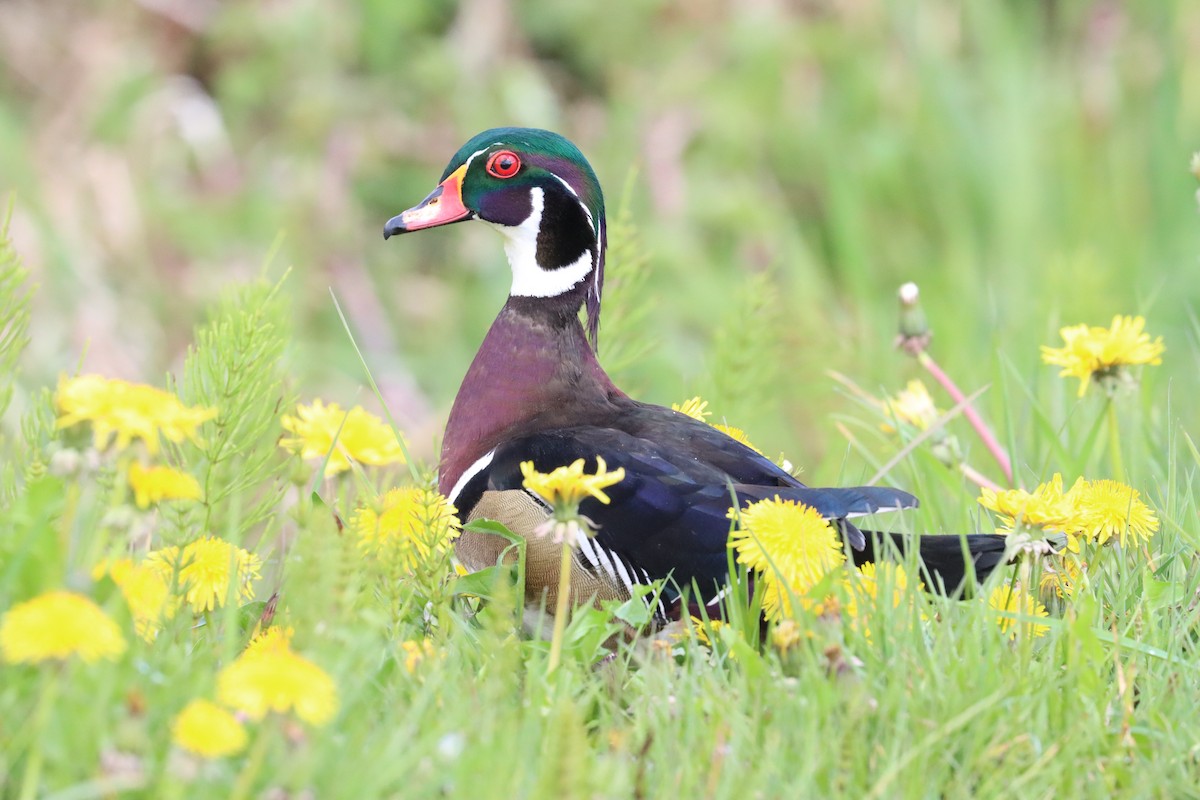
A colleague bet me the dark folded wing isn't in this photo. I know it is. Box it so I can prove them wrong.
[453,425,916,604]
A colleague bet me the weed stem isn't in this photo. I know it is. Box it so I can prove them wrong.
[1106,399,1127,483]
[18,667,59,800]
[917,352,1013,485]
[547,541,573,674]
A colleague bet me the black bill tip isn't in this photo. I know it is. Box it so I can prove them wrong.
[383,215,407,239]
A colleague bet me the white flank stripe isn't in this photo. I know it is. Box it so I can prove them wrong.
[447,449,495,504]
[576,534,602,571]
[589,540,621,585]
[610,551,636,595]
[638,568,669,621]
[706,586,730,608]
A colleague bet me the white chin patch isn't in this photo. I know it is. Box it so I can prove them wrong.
[490,187,594,298]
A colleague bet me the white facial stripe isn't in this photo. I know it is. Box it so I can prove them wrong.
[448,449,495,504]
[461,146,493,173]
[549,174,603,309]
[489,187,594,298]
[550,174,594,229]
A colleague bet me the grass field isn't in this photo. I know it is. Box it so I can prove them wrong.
[2,2,1200,798]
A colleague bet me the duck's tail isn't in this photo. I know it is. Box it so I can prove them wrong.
[852,531,1010,594]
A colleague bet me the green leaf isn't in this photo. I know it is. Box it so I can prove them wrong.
[608,584,657,629]
[451,565,514,600]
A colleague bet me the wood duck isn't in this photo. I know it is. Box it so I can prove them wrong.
[384,127,1007,623]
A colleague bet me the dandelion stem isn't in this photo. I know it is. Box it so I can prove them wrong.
[916,352,1013,485]
[18,667,59,800]
[547,541,574,674]
[1106,399,1127,484]
[959,463,1002,492]
[229,722,271,800]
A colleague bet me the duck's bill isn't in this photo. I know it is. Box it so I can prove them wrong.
[383,163,472,238]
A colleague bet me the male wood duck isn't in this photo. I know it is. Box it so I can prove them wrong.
[384,127,1007,623]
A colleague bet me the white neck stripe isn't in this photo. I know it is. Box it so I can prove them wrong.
[489,187,594,298]
[549,174,603,306]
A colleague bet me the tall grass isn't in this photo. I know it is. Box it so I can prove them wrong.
[1,2,1199,797]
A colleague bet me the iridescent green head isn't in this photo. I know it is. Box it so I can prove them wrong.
[385,127,607,345]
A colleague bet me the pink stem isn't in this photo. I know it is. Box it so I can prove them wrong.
[918,352,1014,485]
[959,463,1002,492]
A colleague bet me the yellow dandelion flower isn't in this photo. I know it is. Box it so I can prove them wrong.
[844,562,922,623]
[711,423,764,454]
[400,639,441,673]
[727,497,845,621]
[987,581,1050,639]
[881,380,941,432]
[244,625,295,658]
[1,591,126,664]
[1039,553,1087,600]
[94,557,179,641]
[149,537,262,614]
[352,487,460,571]
[673,396,763,452]
[670,616,726,648]
[978,473,1081,533]
[280,399,406,477]
[128,463,202,509]
[172,699,247,758]
[671,396,711,421]
[520,457,626,510]
[55,375,217,454]
[217,645,338,726]
[770,619,803,653]
[1069,479,1158,547]
[1041,315,1165,397]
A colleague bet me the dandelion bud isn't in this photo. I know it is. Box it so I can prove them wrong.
[929,435,963,469]
[534,516,592,548]
[895,282,932,356]
[49,447,83,477]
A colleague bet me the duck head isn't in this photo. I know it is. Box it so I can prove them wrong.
[385,127,607,345]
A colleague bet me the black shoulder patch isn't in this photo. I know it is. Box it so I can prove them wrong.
[536,184,594,271]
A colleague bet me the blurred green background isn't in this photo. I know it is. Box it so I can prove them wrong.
[2,0,1197,475]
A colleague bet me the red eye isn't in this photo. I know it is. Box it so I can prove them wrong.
[486,150,521,179]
